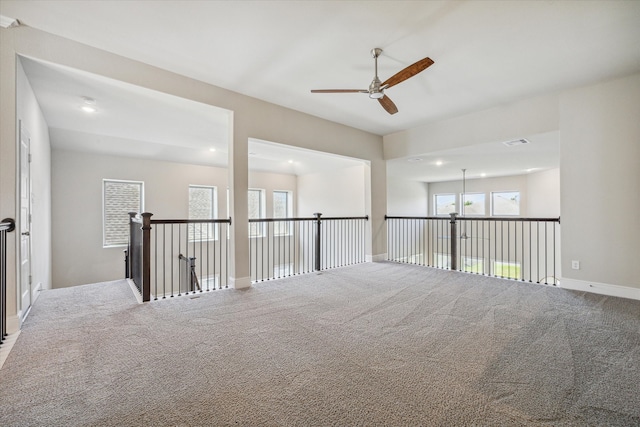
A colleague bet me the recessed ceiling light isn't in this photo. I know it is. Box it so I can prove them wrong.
[81,96,97,113]
[435,160,443,166]
[480,173,487,177]
[407,157,423,162]
[209,147,216,152]
[288,160,294,164]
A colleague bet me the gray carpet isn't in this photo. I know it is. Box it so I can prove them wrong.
[1,262,639,426]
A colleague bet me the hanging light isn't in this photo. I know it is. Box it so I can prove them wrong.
[461,168,468,240]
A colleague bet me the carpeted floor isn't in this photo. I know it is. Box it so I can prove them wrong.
[1,262,639,426]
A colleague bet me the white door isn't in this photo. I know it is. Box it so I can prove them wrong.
[19,121,32,320]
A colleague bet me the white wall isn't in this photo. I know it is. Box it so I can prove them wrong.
[427,174,530,216]
[249,171,297,218]
[51,149,296,288]
[16,58,52,311]
[527,168,560,218]
[297,164,367,217]
[2,25,385,304]
[559,73,640,290]
[383,71,640,297]
[386,177,428,216]
[384,93,559,160]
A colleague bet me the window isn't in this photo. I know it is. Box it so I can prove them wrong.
[434,194,456,215]
[189,185,217,241]
[273,190,292,235]
[103,179,143,247]
[248,188,265,237]
[434,253,451,269]
[460,193,485,216]
[491,191,520,216]
[492,261,521,280]
[462,256,484,274]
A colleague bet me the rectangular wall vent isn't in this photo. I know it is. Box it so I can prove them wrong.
[502,138,530,147]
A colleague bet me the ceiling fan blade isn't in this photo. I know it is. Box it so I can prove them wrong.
[381,57,434,89]
[378,95,398,115]
[311,89,368,93]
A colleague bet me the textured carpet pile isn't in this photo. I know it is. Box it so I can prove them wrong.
[1,262,639,426]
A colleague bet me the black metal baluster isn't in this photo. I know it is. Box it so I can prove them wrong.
[154,225,158,300]
[428,219,432,266]
[544,222,548,284]
[536,222,540,283]
[520,221,524,281]
[553,221,557,285]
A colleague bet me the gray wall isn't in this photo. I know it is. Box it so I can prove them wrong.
[2,25,386,324]
[297,164,367,217]
[559,73,640,289]
[387,169,560,219]
[51,149,301,288]
[384,73,640,296]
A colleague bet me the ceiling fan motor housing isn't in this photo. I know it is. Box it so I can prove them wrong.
[369,77,384,98]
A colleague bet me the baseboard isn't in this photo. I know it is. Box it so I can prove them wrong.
[6,315,20,334]
[32,282,42,304]
[0,331,21,371]
[559,278,640,301]
[367,253,387,263]
[127,279,144,304]
[230,276,251,290]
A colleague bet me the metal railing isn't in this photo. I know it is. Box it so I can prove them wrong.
[386,213,560,285]
[128,213,231,301]
[249,213,368,283]
[1,218,16,347]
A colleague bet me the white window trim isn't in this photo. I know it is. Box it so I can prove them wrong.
[434,193,457,216]
[102,179,144,248]
[459,192,486,217]
[273,190,293,236]
[188,185,218,242]
[248,188,266,238]
[490,190,521,216]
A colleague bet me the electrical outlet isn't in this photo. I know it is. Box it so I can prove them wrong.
[571,260,580,270]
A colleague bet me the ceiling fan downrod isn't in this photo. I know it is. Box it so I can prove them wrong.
[369,48,384,99]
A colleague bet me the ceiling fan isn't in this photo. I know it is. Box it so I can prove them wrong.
[311,48,434,115]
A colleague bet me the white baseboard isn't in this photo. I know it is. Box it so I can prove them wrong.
[0,331,21,371]
[559,278,640,301]
[367,253,387,263]
[127,279,144,304]
[32,282,42,304]
[6,315,20,334]
[230,276,251,290]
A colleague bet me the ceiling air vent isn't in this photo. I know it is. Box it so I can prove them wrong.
[502,138,530,147]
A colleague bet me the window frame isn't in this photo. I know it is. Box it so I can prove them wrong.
[459,192,486,216]
[273,190,293,236]
[492,260,522,280]
[434,193,457,216]
[188,185,218,242]
[102,179,144,248]
[248,188,266,238]
[491,191,521,216]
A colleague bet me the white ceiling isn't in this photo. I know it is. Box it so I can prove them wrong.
[3,1,640,181]
[19,55,367,175]
[387,131,559,183]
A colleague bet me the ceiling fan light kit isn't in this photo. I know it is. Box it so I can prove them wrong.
[311,47,434,115]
